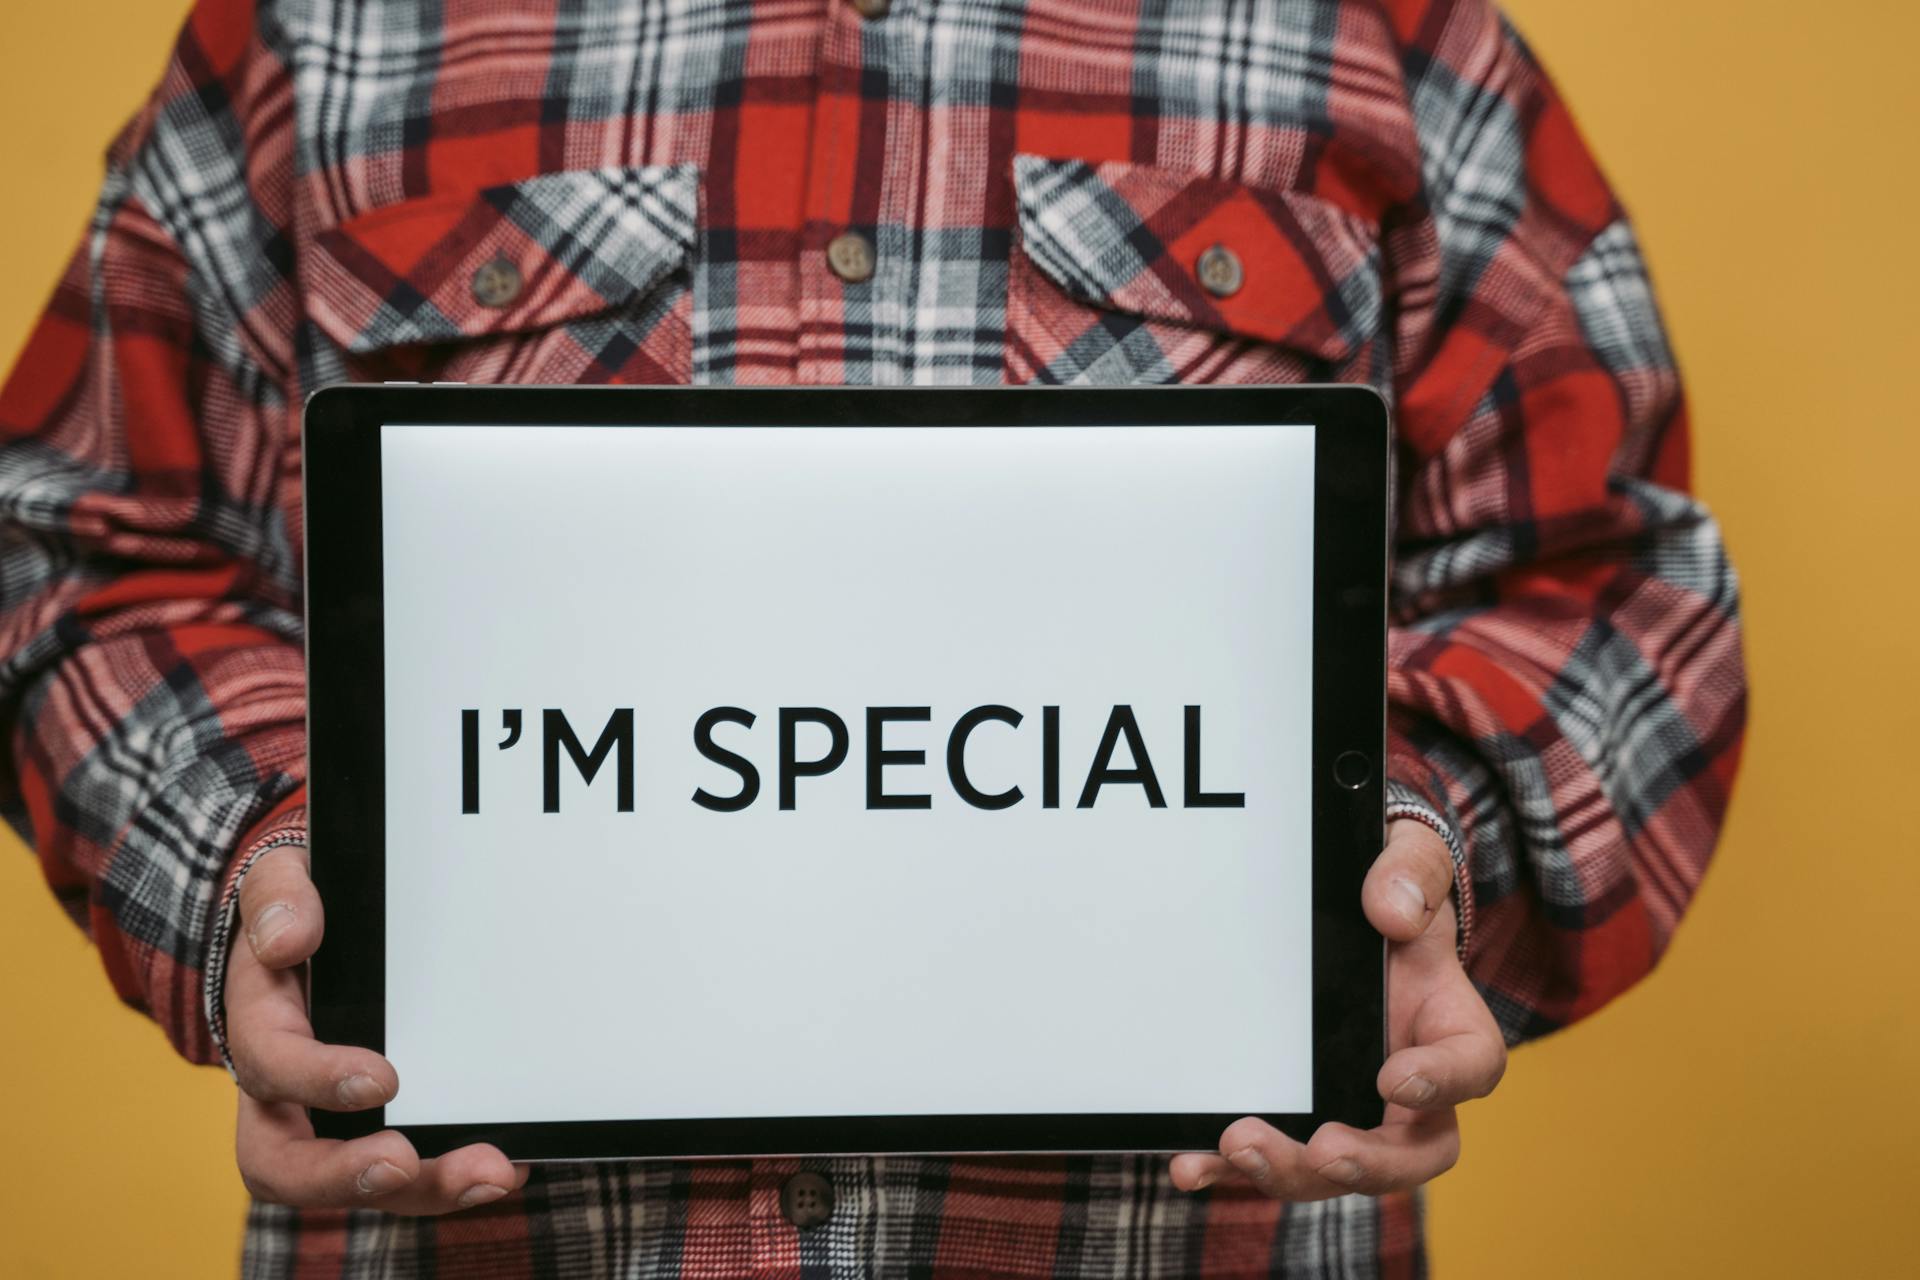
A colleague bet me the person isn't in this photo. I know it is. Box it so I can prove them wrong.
[0,0,1746,1275]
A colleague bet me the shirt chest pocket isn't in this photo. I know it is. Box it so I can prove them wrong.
[1007,155,1385,387]
[302,165,700,385]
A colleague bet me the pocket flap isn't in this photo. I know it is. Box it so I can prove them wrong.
[1013,155,1381,363]
[305,165,700,353]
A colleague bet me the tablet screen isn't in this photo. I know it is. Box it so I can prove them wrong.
[377,422,1317,1127]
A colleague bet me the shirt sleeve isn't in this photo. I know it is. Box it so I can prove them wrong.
[1381,0,1747,1043]
[0,10,307,1065]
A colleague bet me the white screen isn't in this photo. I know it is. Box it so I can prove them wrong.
[379,422,1316,1125]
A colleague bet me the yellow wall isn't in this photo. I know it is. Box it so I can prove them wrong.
[0,1,1912,1275]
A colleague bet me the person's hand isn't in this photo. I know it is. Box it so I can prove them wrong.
[1169,819,1504,1198]
[225,844,529,1213]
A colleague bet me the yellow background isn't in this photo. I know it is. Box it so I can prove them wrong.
[1,1,1913,1274]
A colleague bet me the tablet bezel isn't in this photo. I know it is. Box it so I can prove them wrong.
[302,384,1389,1159]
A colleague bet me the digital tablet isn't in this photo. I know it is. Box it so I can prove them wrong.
[302,384,1389,1160]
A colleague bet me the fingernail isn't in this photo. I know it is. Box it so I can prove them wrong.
[1389,878,1427,927]
[250,903,295,953]
[1191,1167,1218,1191]
[1318,1157,1364,1187]
[337,1074,386,1108]
[457,1183,509,1209]
[1227,1146,1270,1181]
[357,1160,411,1196]
[1391,1073,1438,1106]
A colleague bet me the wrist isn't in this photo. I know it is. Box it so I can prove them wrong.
[1385,779,1472,959]
[204,788,308,1072]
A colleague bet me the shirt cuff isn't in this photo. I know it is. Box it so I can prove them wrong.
[203,786,308,1073]
[1383,740,1473,959]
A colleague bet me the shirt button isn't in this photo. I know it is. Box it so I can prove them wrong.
[470,256,524,308]
[780,1170,835,1229]
[849,0,891,17]
[826,231,876,284]
[1195,243,1244,299]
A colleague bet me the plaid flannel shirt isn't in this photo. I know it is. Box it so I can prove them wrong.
[0,0,1746,1276]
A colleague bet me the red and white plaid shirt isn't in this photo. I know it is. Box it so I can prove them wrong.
[0,0,1745,1275]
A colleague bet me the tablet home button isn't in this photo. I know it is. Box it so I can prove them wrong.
[1333,750,1372,790]
[780,1171,836,1229]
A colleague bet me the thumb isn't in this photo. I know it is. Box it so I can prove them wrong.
[238,844,324,969]
[1362,820,1454,944]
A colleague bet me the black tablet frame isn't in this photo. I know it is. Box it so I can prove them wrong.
[303,383,1389,1159]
